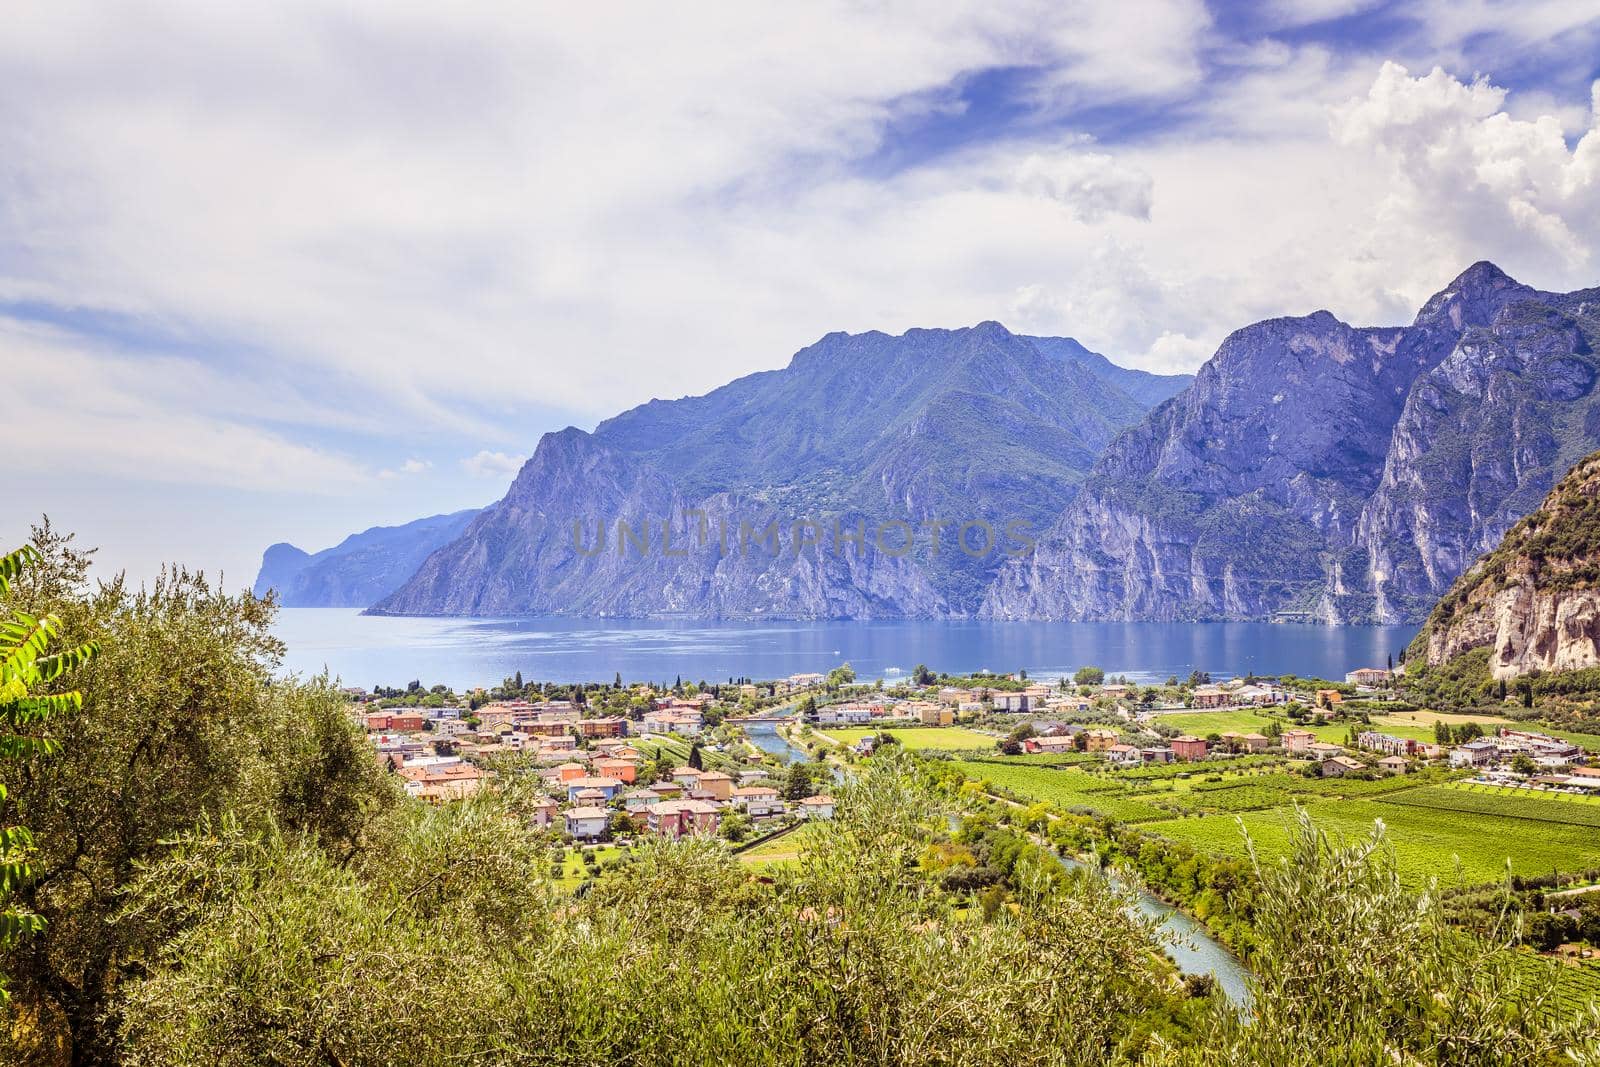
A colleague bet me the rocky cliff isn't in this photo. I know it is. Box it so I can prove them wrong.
[369,324,1179,617]
[1415,450,1600,678]
[982,263,1600,623]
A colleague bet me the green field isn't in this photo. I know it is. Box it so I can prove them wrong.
[1153,709,1445,745]
[823,726,996,751]
[1152,709,1284,736]
[555,845,625,889]
[945,749,1600,889]
[952,761,1176,823]
[737,825,816,869]
[1380,784,1600,826]
[1146,800,1600,888]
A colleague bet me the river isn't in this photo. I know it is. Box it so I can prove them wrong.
[742,719,811,764]
[274,609,1415,689]
[743,714,1252,1006]
[1058,853,1253,1007]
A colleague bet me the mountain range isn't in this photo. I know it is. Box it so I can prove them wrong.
[368,327,1188,617]
[983,262,1600,623]
[256,262,1600,623]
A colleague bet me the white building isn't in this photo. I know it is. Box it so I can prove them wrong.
[797,795,835,820]
[1449,740,1499,767]
[565,806,611,841]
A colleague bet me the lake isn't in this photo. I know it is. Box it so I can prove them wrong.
[274,609,1416,689]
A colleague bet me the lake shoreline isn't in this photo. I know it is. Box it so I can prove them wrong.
[274,609,1419,690]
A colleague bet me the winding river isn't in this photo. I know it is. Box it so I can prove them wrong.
[740,718,1252,1006]
[743,719,811,764]
[1058,854,1253,1007]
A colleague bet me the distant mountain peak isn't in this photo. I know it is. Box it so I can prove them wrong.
[1451,259,1515,289]
[1415,260,1532,330]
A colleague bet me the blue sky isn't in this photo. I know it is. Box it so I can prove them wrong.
[5,0,1600,584]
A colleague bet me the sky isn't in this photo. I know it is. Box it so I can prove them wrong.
[6,0,1600,586]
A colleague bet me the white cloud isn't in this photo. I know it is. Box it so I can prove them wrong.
[378,458,433,479]
[5,4,1600,584]
[0,318,369,494]
[461,450,526,480]
[1332,62,1600,277]
[1014,152,1153,222]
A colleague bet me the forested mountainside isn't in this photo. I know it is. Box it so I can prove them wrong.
[369,325,1180,617]
[1412,449,1600,678]
[983,263,1600,623]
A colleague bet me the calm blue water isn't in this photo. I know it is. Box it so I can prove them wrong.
[274,609,1415,690]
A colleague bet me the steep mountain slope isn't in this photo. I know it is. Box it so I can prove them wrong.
[1024,335,1191,408]
[253,509,480,607]
[371,325,1179,617]
[1412,450,1600,678]
[982,263,1600,623]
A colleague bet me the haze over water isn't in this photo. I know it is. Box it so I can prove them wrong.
[275,609,1417,689]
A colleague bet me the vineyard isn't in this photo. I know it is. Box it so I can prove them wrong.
[947,753,1600,888]
[1379,784,1600,828]
[949,761,1176,823]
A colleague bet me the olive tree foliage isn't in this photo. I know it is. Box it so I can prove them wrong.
[115,750,1182,1066]
[1151,809,1600,1067]
[0,545,98,983]
[0,521,399,1064]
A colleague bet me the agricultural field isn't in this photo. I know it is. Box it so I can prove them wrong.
[1147,799,1600,888]
[946,748,1600,888]
[1376,709,1519,728]
[1152,710,1284,736]
[1110,755,1282,781]
[1360,717,1448,742]
[963,751,1098,766]
[737,825,816,869]
[822,726,996,751]
[1153,708,1481,746]
[951,761,1175,823]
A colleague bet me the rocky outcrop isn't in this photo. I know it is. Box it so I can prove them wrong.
[982,263,1600,623]
[1417,451,1600,678]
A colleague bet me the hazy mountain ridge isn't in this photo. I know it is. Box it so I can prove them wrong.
[981,263,1600,623]
[252,509,480,607]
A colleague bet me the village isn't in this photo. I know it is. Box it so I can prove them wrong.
[350,661,1600,860]
[359,678,844,845]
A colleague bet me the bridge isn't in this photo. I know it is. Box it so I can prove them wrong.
[727,715,797,725]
